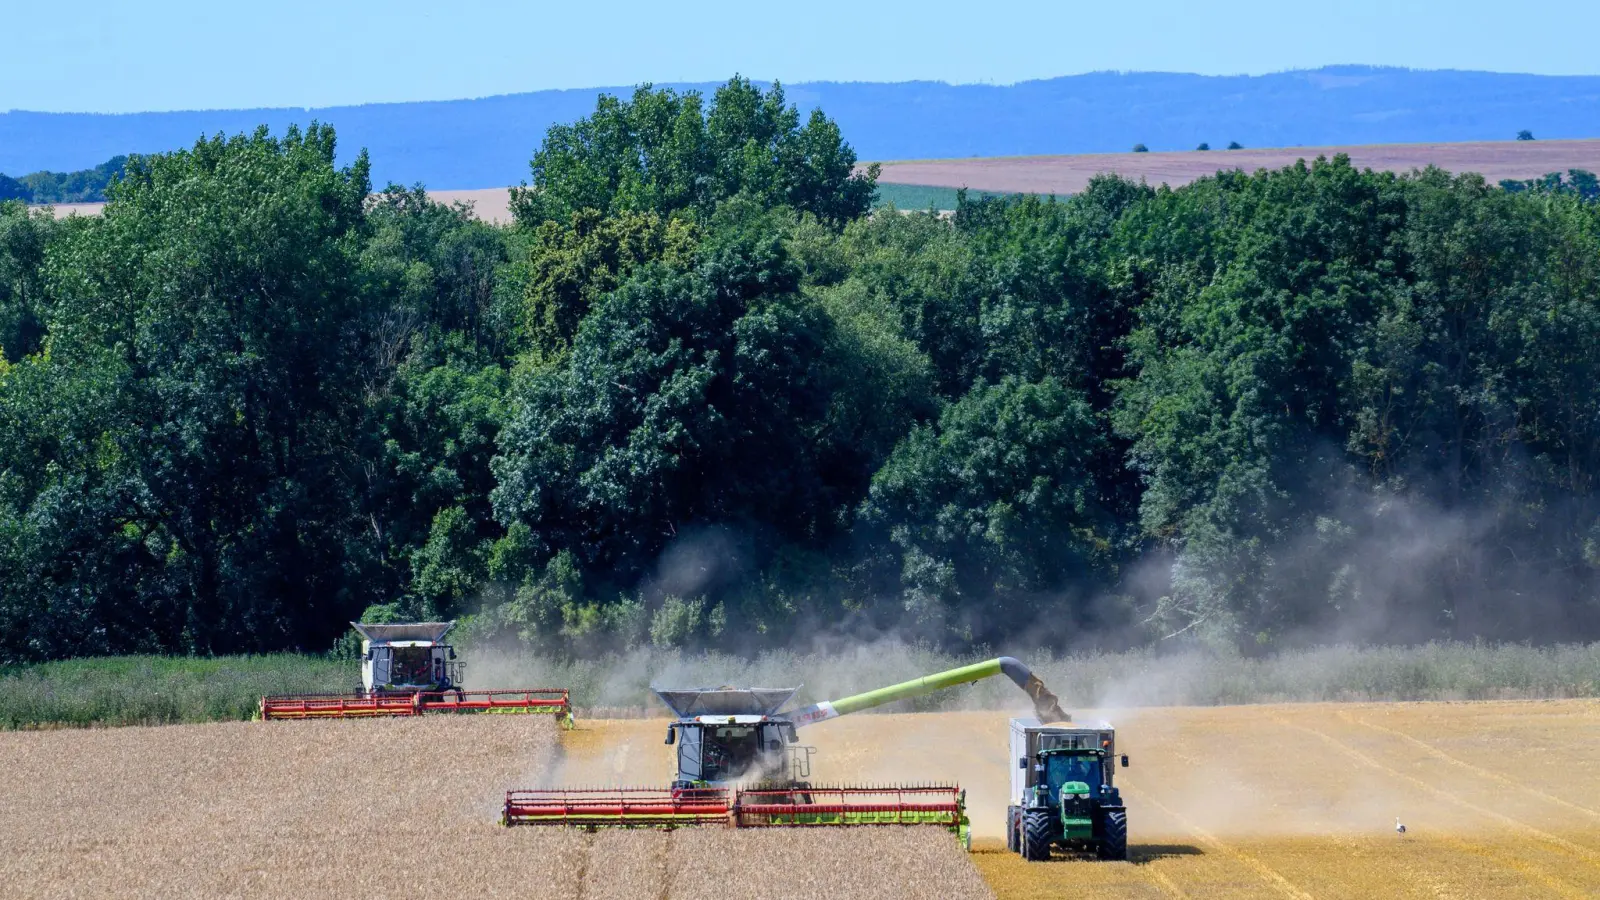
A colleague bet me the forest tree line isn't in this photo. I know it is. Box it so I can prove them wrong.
[0,156,128,205]
[2,79,1598,663]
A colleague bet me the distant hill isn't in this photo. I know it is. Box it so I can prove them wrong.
[5,67,1599,190]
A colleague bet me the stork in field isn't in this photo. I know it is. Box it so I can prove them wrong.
[1395,817,1407,835]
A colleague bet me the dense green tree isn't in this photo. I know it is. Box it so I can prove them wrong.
[509,78,878,227]
[486,201,910,648]
[1499,169,1599,203]
[6,89,1600,663]
[0,126,378,659]
[860,376,1118,644]
[0,202,54,361]
[1113,157,1600,646]
[513,208,697,361]
[822,208,983,398]
[0,177,28,203]
[7,155,129,204]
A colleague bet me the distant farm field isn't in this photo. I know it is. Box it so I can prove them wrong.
[869,138,1600,197]
[36,139,1600,224]
[10,700,1599,898]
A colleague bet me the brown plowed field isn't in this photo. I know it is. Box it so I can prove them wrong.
[872,139,1600,196]
[4,700,1597,898]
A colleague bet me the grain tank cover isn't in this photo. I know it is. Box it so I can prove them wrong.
[653,687,800,719]
[350,621,455,645]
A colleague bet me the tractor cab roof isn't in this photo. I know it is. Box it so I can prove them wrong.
[652,687,800,720]
[1011,717,1113,731]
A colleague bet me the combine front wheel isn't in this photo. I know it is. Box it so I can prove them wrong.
[1021,810,1054,861]
[1098,810,1128,861]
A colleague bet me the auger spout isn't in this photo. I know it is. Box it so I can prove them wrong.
[787,656,1068,728]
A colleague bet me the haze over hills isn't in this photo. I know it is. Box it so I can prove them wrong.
[5,66,1600,190]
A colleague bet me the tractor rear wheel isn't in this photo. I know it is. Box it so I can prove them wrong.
[1006,806,1020,853]
[1021,810,1054,861]
[1098,809,1128,861]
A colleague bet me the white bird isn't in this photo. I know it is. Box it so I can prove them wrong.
[1395,817,1407,835]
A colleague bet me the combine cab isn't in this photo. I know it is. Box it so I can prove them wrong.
[502,657,1071,846]
[259,621,572,724]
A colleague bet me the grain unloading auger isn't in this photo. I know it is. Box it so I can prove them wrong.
[503,657,1068,846]
[259,621,573,724]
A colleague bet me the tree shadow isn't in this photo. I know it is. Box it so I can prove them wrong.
[1128,844,1205,864]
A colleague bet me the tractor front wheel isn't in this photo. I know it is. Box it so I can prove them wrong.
[1098,809,1128,861]
[1021,810,1054,861]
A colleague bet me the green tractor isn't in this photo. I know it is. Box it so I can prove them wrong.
[1006,718,1130,861]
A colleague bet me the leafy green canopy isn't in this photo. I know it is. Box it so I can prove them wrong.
[0,156,129,204]
[0,126,378,657]
[487,202,913,649]
[2,84,1599,664]
[509,78,878,226]
[0,202,54,362]
[1114,159,1600,645]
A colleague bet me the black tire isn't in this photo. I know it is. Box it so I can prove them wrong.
[1098,809,1128,861]
[1022,810,1054,862]
[1006,806,1019,853]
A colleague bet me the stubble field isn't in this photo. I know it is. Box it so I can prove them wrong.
[4,699,1598,898]
[870,139,1600,196]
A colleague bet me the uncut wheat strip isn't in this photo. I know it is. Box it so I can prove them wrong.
[0,715,567,900]
[579,830,670,900]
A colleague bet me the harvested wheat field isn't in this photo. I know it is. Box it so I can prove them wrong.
[9,700,1600,898]
[0,714,990,899]
[565,700,1600,899]
[871,138,1600,196]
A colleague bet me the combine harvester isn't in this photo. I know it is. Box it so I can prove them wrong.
[503,657,1070,846]
[259,621,572,724]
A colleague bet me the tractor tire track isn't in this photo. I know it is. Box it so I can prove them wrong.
[1145,866,1190,899]
[1121,784,1314,900]
[1335,710,1600,822]
[1268,713,1597,898]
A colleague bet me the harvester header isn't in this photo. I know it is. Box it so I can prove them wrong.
[503,655,1071,849]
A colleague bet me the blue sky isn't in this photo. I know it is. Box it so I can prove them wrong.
[6,0,1597,113]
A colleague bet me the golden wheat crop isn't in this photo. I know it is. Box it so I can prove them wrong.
[10,698,1600,898]
[567,701,1600,899]
[0,716,586,899]
[0,714,992,899]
